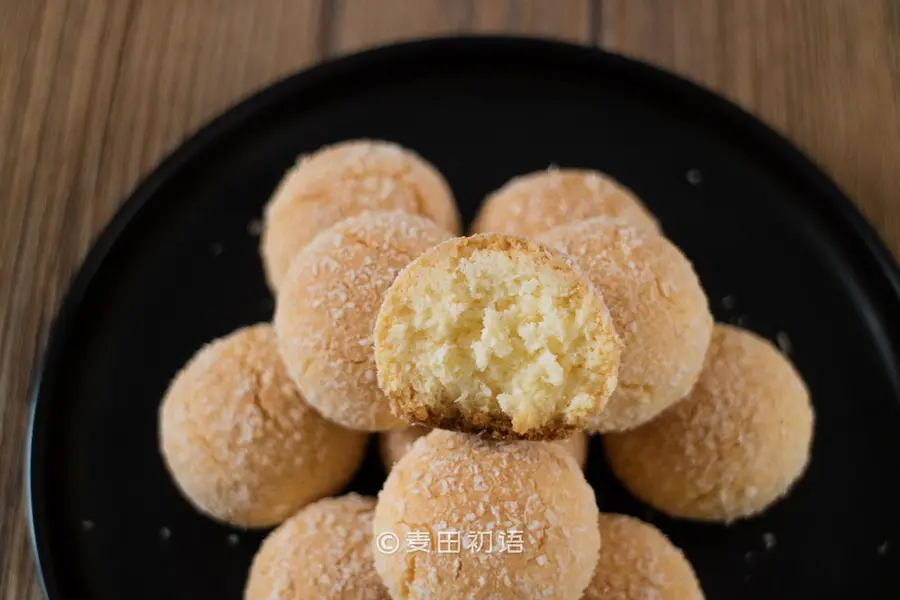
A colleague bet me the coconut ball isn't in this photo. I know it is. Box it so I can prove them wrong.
[583,513,704,600]
[373,430,601,600]
[159,324,367,528]
[539,218,712,431]
[374,233,621,440]
[379,426,590,471]
[275,211,453,431]
[472,169,658,238]
[559,431,590,470]
[262,139,461,291]
[377,425,432,470]
[605,324,814,522]
[245,494,388,600]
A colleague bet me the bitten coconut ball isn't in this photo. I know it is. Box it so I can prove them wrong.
[472,169,658,237]
[262,139,461,291]
[159,325,367,528]
[245,494,388,600]
[275,212,453,431]
[605,324,814,523]
[373,430,601,600]
[374,233,621,440]
[379,426,590,471]
[583,513,704,600]
[539,218,713,432]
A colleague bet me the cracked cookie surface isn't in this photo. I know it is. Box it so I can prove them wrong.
[159,324,367,527]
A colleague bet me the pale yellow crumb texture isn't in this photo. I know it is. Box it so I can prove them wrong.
[375,233,620,439]
[275,211,454,431]
[539,217,712,432]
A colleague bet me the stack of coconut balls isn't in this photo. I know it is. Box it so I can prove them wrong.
[159,140,815,599]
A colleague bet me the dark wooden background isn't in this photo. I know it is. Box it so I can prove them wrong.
[2,1,899,597]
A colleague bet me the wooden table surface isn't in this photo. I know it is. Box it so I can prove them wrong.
[2,0,899,597]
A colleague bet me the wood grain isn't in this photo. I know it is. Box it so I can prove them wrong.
[602,0,900,253]
[1,1,898,598]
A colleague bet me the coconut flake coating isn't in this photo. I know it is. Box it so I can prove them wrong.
[472,169,659,238]
[583,513,704,600]
[244,494,389,600]
[158,324,367,528]
[605,324,814,522]
[373,430,601,600]
[275,211,454,431]
[539,218,713,432]
[262,139,460,291]
[379,426,590,471]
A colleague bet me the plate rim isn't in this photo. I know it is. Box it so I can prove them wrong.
[25,35,900,600]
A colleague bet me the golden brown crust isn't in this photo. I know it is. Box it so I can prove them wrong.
[387,231,591,278]
[471,168,659,237]
[375,233,620,440]
[158,324,368,528]
[605,324,814,523]
[379,427,590,470]
[261,139,461,292]
[275,211,453,432]
[398,401,578,441]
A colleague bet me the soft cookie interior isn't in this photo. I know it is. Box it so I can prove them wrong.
[377,236,620,437]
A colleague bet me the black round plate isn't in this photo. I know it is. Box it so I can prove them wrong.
[28,37,900,599]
